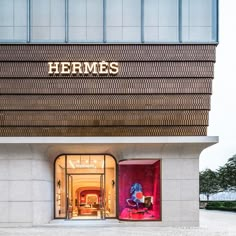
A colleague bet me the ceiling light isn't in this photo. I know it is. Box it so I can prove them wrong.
[69,160,75,169]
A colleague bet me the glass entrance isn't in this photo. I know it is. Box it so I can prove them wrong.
[67,174,105,220]
[55,155,116,220]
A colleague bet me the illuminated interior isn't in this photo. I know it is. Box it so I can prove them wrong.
[119,160,161,221]
[55,155,116,219]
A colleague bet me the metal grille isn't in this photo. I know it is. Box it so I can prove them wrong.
[0,78,212,94]
[0,127,207,136]
[0,95,211,110]
[0,110,208,126]
[0,62,214,78]
[0,44,216,136]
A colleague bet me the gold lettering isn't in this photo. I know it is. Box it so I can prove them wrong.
[84,62,98,75]
[48,61,119,75]
[71,62,82,75]
[61,62,71,75]
[48,62,60,75]
[99,61,109,75]
[109,62,119,75]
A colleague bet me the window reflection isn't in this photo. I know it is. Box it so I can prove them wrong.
[106,0,141,42]
[0,0,27,41]
[144,0,179,42]
[68,0,103,42]
[182,0,217,42]
[0,0,218,43]
[31,0,65,41]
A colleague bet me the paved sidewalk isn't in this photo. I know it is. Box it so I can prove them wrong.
[0,210,235,236]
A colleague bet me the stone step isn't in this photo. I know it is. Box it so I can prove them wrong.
[46,219,121,227]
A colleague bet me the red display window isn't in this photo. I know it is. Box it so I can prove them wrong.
[119,160,161,221]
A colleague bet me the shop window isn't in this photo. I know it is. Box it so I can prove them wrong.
[119,160,161,221]
[31,0,65,41]
[0,0,27,42]
[55,155,66,218]
[182,0,217,42]
[68,0,103,42]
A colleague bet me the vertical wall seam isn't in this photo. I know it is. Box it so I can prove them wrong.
[179,0,182,43]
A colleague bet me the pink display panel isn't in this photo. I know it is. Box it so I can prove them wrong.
[119,160,161,221]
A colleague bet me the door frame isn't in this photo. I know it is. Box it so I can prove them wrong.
[66,173,105,220]
[54,154,118,220]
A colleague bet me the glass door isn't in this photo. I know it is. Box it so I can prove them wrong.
[66,174,105,220]
[67,175,73,219]
[55,154,116,220]
[100,174,105,219]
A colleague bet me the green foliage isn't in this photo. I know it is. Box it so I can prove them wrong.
[217,155,236,191]
[205,201,236,212]
[200,155,236,199]
[200,169,219,200]
[205,201,222,209]
[223,201,234,208]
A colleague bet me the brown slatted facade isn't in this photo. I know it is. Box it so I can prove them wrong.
[0,44,216,136]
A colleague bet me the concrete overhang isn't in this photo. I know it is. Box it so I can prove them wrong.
[0,136,218,161]
[0,136,218,144]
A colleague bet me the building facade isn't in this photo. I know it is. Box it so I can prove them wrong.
[0,0,218,227]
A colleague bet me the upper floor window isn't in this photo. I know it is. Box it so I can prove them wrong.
[144,0,179,42]
[182,0,217,42]
[106,0,141,42]
[68,0,103,42]
[0,0,218,43]
[31,0,65,42]
[0,0,27,42]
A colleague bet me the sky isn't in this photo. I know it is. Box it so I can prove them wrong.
[199,0,236,170]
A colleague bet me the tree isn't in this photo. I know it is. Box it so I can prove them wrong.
[218,155,236,191]
[200,169,219,201]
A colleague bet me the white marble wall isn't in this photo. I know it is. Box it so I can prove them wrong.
[0,138,217,227]
[161,158,199,226]
[0,144,53,227]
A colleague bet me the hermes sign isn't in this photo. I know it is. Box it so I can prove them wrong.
[48,61,119,75]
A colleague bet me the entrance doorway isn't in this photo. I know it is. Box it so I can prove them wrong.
[55,155,116,220]
[67,174,105,219]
